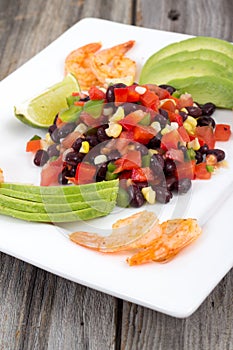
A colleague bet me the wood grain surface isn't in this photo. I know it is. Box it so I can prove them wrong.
[0,0,233,349]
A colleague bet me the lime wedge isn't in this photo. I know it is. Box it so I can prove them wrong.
[14,73,80,128]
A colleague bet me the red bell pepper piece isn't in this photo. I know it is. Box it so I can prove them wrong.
[160,99,176,112]
[133,125,157,144]
[161,129,183,150]
[178,126,190,143]
[194,162,212,180]
[165,149,185,163]
[26,139,42,153]
[114,150,142,173]
[114,87,129,105]
[167,111,183,126]
[195,126,215,149]
[139,90,159,109]
[127,85,140,102]
[214,124,231,141]
[131,167,154,182]
[88,86,106,100]
[175,160,195,180]
[75,162,96,185]
[119,110,145,130]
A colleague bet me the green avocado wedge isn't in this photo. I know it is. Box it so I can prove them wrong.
[139,59,233,86]
[140,36,233,78]
[167,75,233,109]
[0,180,119,223]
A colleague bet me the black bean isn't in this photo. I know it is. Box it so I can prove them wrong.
[96,163,108,182]
[179,111,188,122]
[108,149,121,161]
[154,186,172,203]
[106,83,127,103]
[158,84,176,95]
[47,144,60,158]
[136,181,149,190]
[85,134,99,148]
[33,150,49,166]
[135,143,148,156]
[156,110,169,127]
[128,184,145,207]
[147,135,161,149]
[185,106,202,118]
[173,178,192,194]
[199,144,209,154]
[97,125,111,142]
[58,168,69,185]
[195,150,203,164]
[48,124,57,135]
[164,158,176,176]
[150,154,164,173]
[72,137,83,151]
[65,151,84,166]
[57,122,76,139]
[121,102,143,115]
[166,176,177,191]
[197,116,215,128]
[201,102,216,116]
[50,127,60,143]
[206,149,225,162]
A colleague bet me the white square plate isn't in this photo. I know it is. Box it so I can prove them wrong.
[0,18,233,318]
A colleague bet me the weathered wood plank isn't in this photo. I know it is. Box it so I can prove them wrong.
[0,0,133,349]
[118,1,233,349]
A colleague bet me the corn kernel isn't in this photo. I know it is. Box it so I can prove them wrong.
[94,154,108,165]
[187,137,200,150]
[75,123,88,134]
[45,132,54,146]
[109,106,125,122]
[79,141,89,153]
[142,186,156,204]
[105,122,122,138]
[151,121,161,133]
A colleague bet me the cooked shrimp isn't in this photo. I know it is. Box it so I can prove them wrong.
[90,40,136,84]
[69,210,161,252]
[127,219,202,266]
[64,42,102,90]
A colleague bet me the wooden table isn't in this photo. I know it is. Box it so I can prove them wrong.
[0,1,232,349]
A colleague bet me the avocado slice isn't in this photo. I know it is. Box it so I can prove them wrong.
[0,204,116,222]
[139,58,233,86]
[140,36,233,78]
[167,75,233,109]
[0,179,119,222]
[145,49,233,75]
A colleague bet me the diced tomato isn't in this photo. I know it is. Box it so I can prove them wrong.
[178,126,190,143]
[40,163,62,186]
[114,150,141,173]
[26,139,42,153]
[80,112,102,127]
[195,162,211,179]
[119,130,134,140]
[165,149,184,163]
[75,162,96,184]
[167,111,183,126]
[131,167,154,182]
[133,125,157,144]
[119,170,132,180]
[139,90,159,109]
[119,110,145,130]
[175,160,195,180]
[127,85,140,102]
[214,124,231,141]
[176,93,193,109]
[195,126,215,149]
[143,84,171,100]
[161,129,183,150]
[160,99,176,112]
[114,87,129,105]
[88,86,106,100]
